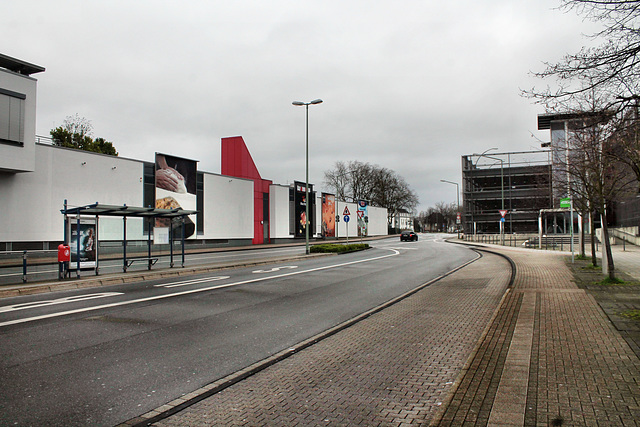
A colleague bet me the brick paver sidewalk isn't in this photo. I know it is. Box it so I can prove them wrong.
[436,248,640,426]
[144,251,511,426]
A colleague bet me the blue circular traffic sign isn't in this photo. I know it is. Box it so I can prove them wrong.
[344,215,350,223]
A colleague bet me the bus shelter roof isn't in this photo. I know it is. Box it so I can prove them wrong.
[61,202,198,218]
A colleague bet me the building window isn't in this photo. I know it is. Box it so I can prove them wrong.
[0,89,26,146]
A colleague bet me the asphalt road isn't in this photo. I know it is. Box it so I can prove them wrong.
[0,234,476,426]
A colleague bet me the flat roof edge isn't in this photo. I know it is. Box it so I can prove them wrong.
[0,53,45,76]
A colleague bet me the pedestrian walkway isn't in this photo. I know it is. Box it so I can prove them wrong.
[123,242,640,426]
[435,248,640,426]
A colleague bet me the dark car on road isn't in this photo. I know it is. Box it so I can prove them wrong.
[400,230,418,241]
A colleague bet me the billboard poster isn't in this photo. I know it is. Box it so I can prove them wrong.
[155,153,197,238]
[322,193,336,238]
[294,181,315,238]
[68,218,97,270]
[357,200,369,237]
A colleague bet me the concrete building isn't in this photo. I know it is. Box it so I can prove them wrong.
[0,53,44,173]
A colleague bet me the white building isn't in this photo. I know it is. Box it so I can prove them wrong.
[0,54,388,251]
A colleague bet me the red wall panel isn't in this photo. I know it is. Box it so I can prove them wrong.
[221,136,272,244]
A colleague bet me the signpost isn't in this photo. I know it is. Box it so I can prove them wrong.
[499,210,507,245]
[343,206,351,243]
[560,197,574,262]
[344,214,350,243]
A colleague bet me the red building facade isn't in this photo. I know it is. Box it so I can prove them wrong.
[221,136,272,244]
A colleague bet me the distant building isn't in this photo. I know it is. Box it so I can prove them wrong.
[462,150,553,234]
[538,111,640,234]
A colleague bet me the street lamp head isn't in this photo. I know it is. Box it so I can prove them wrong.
[293,99,323,106]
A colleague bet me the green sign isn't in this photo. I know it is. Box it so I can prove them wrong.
[560,198,571,208]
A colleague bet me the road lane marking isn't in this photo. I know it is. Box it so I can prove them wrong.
[378,247,419,251]
[0,292,124,314]
[0,249,400,328]
[155,276,230,288]
[252,266,297,274]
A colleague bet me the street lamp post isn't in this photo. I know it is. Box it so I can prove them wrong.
[292,98,323,255]
[440,179,460,238]
[473,151,504,245]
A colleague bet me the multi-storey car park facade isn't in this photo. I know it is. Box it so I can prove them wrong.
[461,150,553,235]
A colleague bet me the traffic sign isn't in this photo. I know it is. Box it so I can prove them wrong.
[344,215,350,223]
[560,198,571,208]
[343,207,350,216]
[499,209,508,218]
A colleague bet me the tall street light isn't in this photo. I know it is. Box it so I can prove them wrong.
[440,179,460,238]
[473,151,504,244]
[293,98,323,254]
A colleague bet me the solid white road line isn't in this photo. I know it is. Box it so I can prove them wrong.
[155,276,231,288]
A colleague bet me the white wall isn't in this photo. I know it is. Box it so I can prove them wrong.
[0,144,145,242]
[202,173,253,239]
[368,206,388,236]
[270,184,292,239]
[335,201,358,239]
[0,68,38,173]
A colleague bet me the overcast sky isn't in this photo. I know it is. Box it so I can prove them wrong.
[4,0,602,212]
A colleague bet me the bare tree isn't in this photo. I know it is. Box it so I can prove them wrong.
[324,161,419,225]
[525,1,640,278]
[434,201,457,232]
[553,103,637,277]
[526,0,640,112]
[323,161,375,202]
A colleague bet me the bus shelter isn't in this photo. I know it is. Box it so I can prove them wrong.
[61,201,198,277]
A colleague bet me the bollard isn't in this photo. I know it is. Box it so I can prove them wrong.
[22,251,27,283]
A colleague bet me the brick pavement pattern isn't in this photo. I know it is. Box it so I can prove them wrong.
[437,249,640,426]
[154,252,511,426]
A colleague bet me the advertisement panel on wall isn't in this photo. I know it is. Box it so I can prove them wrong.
[357,200,369,237]
[155,153,198,239]
[322,193,336,238]
[294,181,315,238]
[68,218,97,270]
